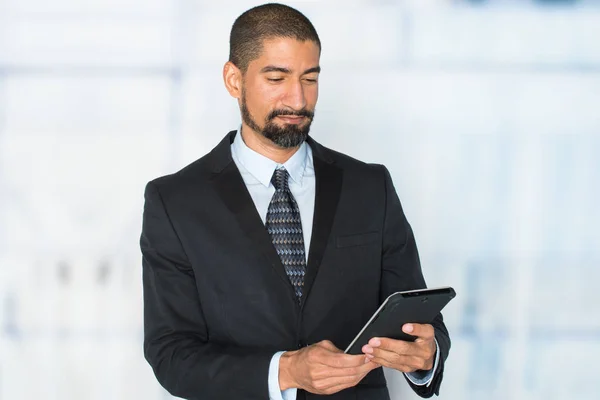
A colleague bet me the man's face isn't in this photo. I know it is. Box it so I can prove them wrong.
[240,37,320,148]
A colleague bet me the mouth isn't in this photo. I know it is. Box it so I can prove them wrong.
[276,115,306,124]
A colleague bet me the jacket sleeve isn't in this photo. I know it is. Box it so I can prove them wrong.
[140,181,274,400]
[379,165,451,398]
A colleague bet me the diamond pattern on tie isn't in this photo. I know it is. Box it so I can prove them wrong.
[266,168,306,302]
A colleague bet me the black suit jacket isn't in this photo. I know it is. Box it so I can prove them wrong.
[141,131,450,400]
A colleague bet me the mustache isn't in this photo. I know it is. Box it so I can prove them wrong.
[267,108,314,121]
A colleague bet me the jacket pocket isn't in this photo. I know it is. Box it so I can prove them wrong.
[336,231,380,248]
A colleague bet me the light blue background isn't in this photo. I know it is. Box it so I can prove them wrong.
[1,0,599,399]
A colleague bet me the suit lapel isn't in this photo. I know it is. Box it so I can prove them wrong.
[208,131,344,311]
[210,132,300,310]
[302,139,343,308]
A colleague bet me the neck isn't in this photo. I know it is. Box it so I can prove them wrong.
[240,123,300,164]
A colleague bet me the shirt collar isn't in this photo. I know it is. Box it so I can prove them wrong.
[232,128,309,188]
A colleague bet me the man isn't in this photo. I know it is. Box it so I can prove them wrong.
[141,3,450,400]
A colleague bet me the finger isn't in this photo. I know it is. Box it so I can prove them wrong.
[319,352,369,368]
[319,358,380,378]
[402,323,434,340]
[367,352,418,373]
[365,337,412,355]
[310,363,379,394]
[363,359,382,373]
[364,338,426,358]
[366,347,427,370]
[368,356,416,373]
[365,338,435,370]
[321,361,381,394]
[367,348,430,372]
[312,381,353,396]
[310,374,358,393]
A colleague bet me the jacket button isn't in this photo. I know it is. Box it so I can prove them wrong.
[297,341,305,348]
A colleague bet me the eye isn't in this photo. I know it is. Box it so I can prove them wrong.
[267,77,284,82]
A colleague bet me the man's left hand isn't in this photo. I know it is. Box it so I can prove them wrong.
[361,323,436,373]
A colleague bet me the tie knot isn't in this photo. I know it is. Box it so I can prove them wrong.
[271,168,290,192]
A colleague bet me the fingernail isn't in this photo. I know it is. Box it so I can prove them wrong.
[366,354,374,359]
[362,345,373,354]
[364,357,370,363]
[369,338,381,347]
[403,324,413,333]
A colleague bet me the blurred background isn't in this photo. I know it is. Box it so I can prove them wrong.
[1,0,599,399]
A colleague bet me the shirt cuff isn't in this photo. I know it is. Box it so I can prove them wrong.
[268,351,298,400]
[403,337,439,387]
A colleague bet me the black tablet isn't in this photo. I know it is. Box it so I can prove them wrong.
[344,286,456,355]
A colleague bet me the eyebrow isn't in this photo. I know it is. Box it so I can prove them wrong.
[260,65,321,75]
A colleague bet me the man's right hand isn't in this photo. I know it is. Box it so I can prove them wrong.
[278,340,381,395]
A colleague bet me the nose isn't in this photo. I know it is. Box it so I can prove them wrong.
[282,80,307,111]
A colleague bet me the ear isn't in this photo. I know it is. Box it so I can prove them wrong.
[223,61,243,99]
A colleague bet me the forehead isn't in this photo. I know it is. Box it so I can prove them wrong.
[250,37,320,70]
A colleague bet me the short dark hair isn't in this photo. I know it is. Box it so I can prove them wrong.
[229,3,321,73]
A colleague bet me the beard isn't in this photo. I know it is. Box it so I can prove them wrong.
[240,89,315,149]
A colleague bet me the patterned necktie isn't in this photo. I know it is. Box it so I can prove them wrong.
[266,167,306,302]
